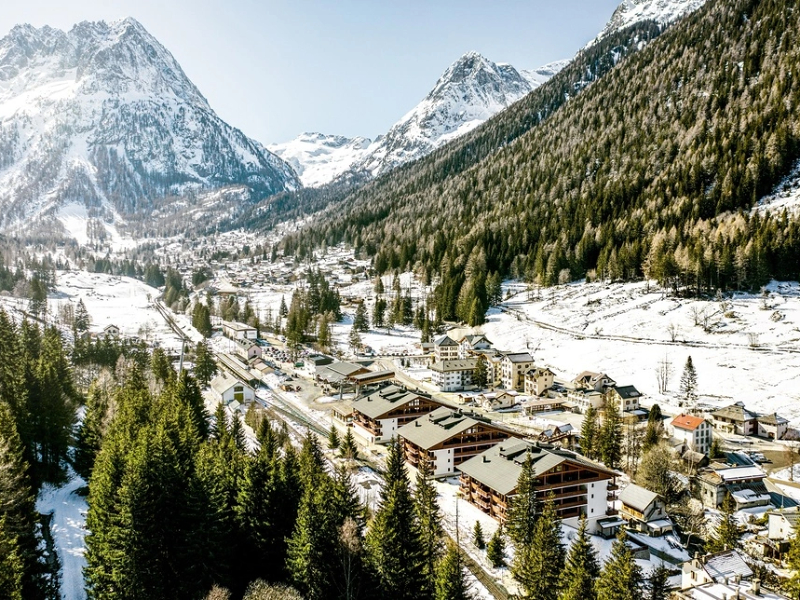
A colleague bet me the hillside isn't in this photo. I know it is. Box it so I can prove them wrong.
[283,0,800,326]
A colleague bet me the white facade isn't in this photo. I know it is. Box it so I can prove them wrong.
[567,478,611,532]
[432,447,454,477]
[670,415,712,455]
[210,374,255,405]
[353,417,399,445]
[222,320,257,341]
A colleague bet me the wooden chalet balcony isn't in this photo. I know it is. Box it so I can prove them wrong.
[606,507,619,516]
[554,497,588,511]
[607,492,617,501]
[607,482,619,491]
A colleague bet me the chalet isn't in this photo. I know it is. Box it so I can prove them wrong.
[316,361,370,386]
[501,352,534,391]
[458,334,493,358]
[398,407,511,477]
[537,424,574,447]
[102,324,121,339]
[222,320,258,341]
[695,465,770,509]
[480,391,518,411]
[210,372,255,405]
[350,385,443,444]
[433,335,459,361]
[681,550,753,590]
[711,402,758,436]
[618,484,672,536]
[458,437,615,531]
[670,414,713,455]
[757,413,790,440]
[609,385,642,413]
[234,338,262,362]
[430,359,478,392]
[524,367,555,397]
[572,371,616,393]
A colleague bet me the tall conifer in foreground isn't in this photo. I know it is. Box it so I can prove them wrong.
[596,529,643,600]
[365,438,426,599]
[558,517,599,600]
[513,494,565,600]
[434,543,474,600]
[415,456,444,595]
[506,453,538,550]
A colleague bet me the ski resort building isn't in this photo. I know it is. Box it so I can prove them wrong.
[429,359,478,392]
[458,437,615,531]
[398,407,511,477]
[349,385,444,444]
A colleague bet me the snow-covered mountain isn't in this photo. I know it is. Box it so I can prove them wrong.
[269,132,373,188]
[593,0,707,44]
[273,52,567,187]
[0,18,299,236]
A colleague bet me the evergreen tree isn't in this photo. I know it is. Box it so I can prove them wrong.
[353,302,370,332]
[317,313,332,352]
[599,394,622,469]
[506,453,538,550]
[0,310,30,468]
[349,325,362,354]
[635,444,679,506]
[646,565,670,600]
[279,295,288,317]
[434,543,474,600]
[679,356,698,410]
[365,439,426,599]
[596,529,643,600]
[194,340,217,388]
[415,457,444,596]
[513,494,565,600]
[173,371,210,441]
[151,347,175,385]
[328,424,341,450]
[486,526,506,569]
[785,525,800,600]
[472,358,488,389]
[74,298,91,334]
[580,406,598,460]
[0,402,47,599]
[473,521,486,550]
[340,427,359,461]
[374,278,385,295]
[74,382,111,480]
[558,517,599,600]
[372,298,387,329]
[642,404,663,452]
[707,493,741,553]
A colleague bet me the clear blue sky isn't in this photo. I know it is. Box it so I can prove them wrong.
[0,0,621,144]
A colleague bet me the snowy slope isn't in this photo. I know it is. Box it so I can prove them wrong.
[592,0,707,44]
[0,18,299,236]
[269,132,373,188]
[271,53,568,186]
[757,160,800,215]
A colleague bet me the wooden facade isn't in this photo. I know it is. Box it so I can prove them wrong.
[353,394,442,440]
[401,422,509,471]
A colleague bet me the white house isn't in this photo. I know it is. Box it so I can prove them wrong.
[480,391,519,411]
[670,414,713,455]
[524,367,555,396]
[222,320,258,341]
[102,324,121,339]
[681,550,753,590]
[234,338,262,362]
[458,334,493,359]
[430,359,477,392]
[757,413,790,440]
[210,372,255,405]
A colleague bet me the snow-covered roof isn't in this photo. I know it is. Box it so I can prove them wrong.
[619,483,661,513]
[702,550,753,583]
[715,466,766,482]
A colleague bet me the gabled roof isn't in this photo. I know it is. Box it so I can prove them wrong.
[458,437,614,497]
[671,414,707,431]
[397,407,505,451]
[326,362,369,377]
[758,413,789,426]
[619,484,661,514]
[526,367,555,377]
[434,335,458,347]
[712,403,758,422]
[210,372,252,395]
[352,384,436,420]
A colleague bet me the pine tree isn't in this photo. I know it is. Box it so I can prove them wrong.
[374,277,385,295]
[599,394,622,469]
[348,325,362,354]
[366,438,426,599]
[558,517,599,600]
[74,298,91,334]
[415,457,444,596]
[646,565,670,600]
[473,521,486,550]
[328,424,341,450]
[0,310,30,468]
[317,313,332,352]
[596,529,643,600]
[194,340,217,388]
[74,382,110,480]
[679,356,698,410]
[340,427,359,461]
[151,347,175,384]
[506,453,538,549]
[353,302,370,332]
[580,406,598,460]
[434,543,474,600]
[472,358,488,389]
[707,493,741,553]
[372,298,386,329]
[173,371,210,441]
[642,404,663,452]
[279,295,288,317]
[486,526,506,569]
[513,494,565,600]
[0,402,47,599]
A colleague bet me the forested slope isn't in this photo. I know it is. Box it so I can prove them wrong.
[285,0,800,325]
